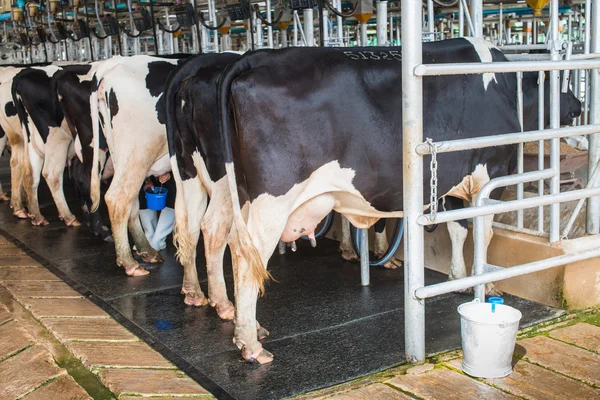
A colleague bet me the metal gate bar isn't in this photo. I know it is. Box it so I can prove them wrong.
[401,0,600,364]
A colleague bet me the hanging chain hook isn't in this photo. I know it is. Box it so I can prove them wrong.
[425,138,438,222]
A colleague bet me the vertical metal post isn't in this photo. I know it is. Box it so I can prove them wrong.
[499,3,503,45]
[517,72,524,229]
[459,0,464,37]
[360,229,369,286]
[281,28,288,47]
[322,8,329,46]
[389,14,394,45]
[256,17,263,49]
[267,0,275,49]
[568,14,573,42]
[210,0,219,52]
[377,1,387,45]
[293,11,298,46]
[550,0,561,243]
[361,22,368,46]
[401,0,425,364]
[336,0,343,45]
[473,215,486,301]
[470,0,483,37]
[104,36,111,59]
[586,0,592,54]
[588,0,600,234]
[121,28,128,56]
[304,8,314,46]
[427,0,434,41]
[538,71,546,233]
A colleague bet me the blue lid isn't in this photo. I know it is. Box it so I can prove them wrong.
[488,297,504,313]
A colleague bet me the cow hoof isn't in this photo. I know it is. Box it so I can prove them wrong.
[209,300,235,320]
[13,209,28,219]
[0,192,10,201]
[63,218,81,227]
[64,217,81,227]
[31,217,49,226]
[182,289,208,307]
[124,265,149,277]
[486,286,504,297]
[257,324,270,340]
[242,347,274,365]
[340,249,358,262]
[142,252,164,264]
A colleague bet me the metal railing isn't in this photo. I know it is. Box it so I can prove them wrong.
[400,0,600,364]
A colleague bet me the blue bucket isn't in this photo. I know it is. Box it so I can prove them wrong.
[145,187,168,210]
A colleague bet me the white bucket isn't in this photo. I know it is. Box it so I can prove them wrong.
[457,299,522,378]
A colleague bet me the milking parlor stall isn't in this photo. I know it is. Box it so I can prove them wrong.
[0,0,599,399]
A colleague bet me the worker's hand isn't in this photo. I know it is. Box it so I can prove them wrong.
[158,172,171,184]
[143,179,154,191]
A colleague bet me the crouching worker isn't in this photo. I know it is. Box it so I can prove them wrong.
[138,172,176,251]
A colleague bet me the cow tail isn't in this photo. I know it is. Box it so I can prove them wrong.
[165,58,205,267]
[219,56,271,295]
[89,81,101,212]
[11,76,34,204]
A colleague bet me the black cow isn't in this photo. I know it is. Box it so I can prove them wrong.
[215,37,581,363]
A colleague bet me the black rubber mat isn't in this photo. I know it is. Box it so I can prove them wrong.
[0,158,564,399]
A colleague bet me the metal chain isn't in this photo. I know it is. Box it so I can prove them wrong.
[425,138,438,221]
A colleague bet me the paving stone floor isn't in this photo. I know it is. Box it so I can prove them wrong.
[0,236,211,400]
[298,314,600,400]
[2,228,600,399]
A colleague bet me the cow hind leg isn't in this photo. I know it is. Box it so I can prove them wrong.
[129,197,163,264]
[8,144,27,217]
[105,169,151,276]
[447,220,469,282]
[173,174,209,307]
[42,132,79,226]
[372,219,399,269]
[26,143,48,226]
[234,193,336,363]
[443,196,470,290]
[0,135,9,200]
[339,215,358,262]
[202,180,234,320]
[230,222,277,365]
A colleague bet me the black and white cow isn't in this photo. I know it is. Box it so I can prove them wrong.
[166,52,243,317]
[51,62,113,241]
[215,37,581,363]
[11,63,93,226]
[89,55,190,276]
[0,65,53,218]
[0,67,24,207]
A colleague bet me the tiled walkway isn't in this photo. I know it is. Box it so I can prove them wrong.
[2,230,600,400]
[0,235,212,399]
[300,316,600,400]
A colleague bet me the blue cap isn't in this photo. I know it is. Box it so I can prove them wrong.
[488,297,504,313]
